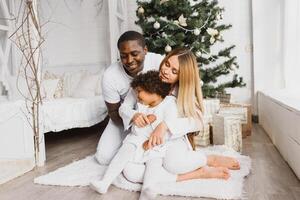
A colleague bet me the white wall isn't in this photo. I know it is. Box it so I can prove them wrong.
[39,0,110,70]
[215,0,253,105]
[252,0,284,114]
[126,0,253,105]
[127,1,141,32]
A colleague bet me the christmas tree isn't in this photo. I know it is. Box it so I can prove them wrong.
[135,0,245,98]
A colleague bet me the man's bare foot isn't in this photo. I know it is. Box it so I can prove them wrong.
[207,155,240,170]
[195,166,230,180]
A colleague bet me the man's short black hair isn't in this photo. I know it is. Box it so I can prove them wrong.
[117,31,146,49]
[131,70,171,98]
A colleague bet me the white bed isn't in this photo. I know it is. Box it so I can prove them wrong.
[41,96,107,133]
[258,90,300,179]
[0,94,107,167]
[1,63,108,167]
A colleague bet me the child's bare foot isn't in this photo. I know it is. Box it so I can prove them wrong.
[207,155,240,170]
[195,166,230,180]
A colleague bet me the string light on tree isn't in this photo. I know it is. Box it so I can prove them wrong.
[162,32,168,38]
[191,11,198,17]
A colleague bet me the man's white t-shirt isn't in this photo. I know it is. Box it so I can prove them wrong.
[102,52,164,104]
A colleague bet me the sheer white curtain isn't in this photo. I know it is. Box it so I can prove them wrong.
[282,0,300,91]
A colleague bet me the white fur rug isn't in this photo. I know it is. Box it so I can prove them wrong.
[34,146,251,199]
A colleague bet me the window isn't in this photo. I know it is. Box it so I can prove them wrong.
[282,0,300,90]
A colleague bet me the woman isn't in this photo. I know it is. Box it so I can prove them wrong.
[119,48,239,186]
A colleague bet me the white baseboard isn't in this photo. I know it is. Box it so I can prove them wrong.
[0,158,34,185]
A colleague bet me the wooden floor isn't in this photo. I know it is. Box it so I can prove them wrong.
[0,120,300,200]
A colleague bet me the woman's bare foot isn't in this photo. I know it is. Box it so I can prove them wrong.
[207,155,240,170]
[195,166,230,180]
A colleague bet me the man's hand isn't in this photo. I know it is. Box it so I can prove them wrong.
[132,113,156,127]
[148,122,168,149]
[105,101,123,126]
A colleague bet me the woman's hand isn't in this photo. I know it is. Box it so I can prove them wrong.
[132,113,150,128]
[148,122,168,149]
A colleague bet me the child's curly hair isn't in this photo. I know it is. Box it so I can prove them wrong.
[131,70,171,98]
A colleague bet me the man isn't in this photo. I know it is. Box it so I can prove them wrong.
[95,31,164,164]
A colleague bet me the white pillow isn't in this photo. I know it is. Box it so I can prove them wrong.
[42,79,60,100]
[71,74,99,98]
[63,70,87,97]
[43,71,64,98]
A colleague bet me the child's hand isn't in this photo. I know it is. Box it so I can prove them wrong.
[148,122,168,149]
[132,113,150,128]
[143,140,150,151]
[146,114,156,124]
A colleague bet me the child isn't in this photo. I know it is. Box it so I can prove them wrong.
[90,70,181,194]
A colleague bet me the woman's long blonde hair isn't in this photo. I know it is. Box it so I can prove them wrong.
[160,48,204,149]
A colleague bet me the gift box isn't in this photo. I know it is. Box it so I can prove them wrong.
[212,114,242,152]
[220,103,252,137]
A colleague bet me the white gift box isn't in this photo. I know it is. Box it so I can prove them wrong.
[221,103,252,137]
[212,114,242,152]
[218,106,247,124]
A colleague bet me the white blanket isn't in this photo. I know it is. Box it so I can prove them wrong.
[34,146,251,199]
[41,96,107,133]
